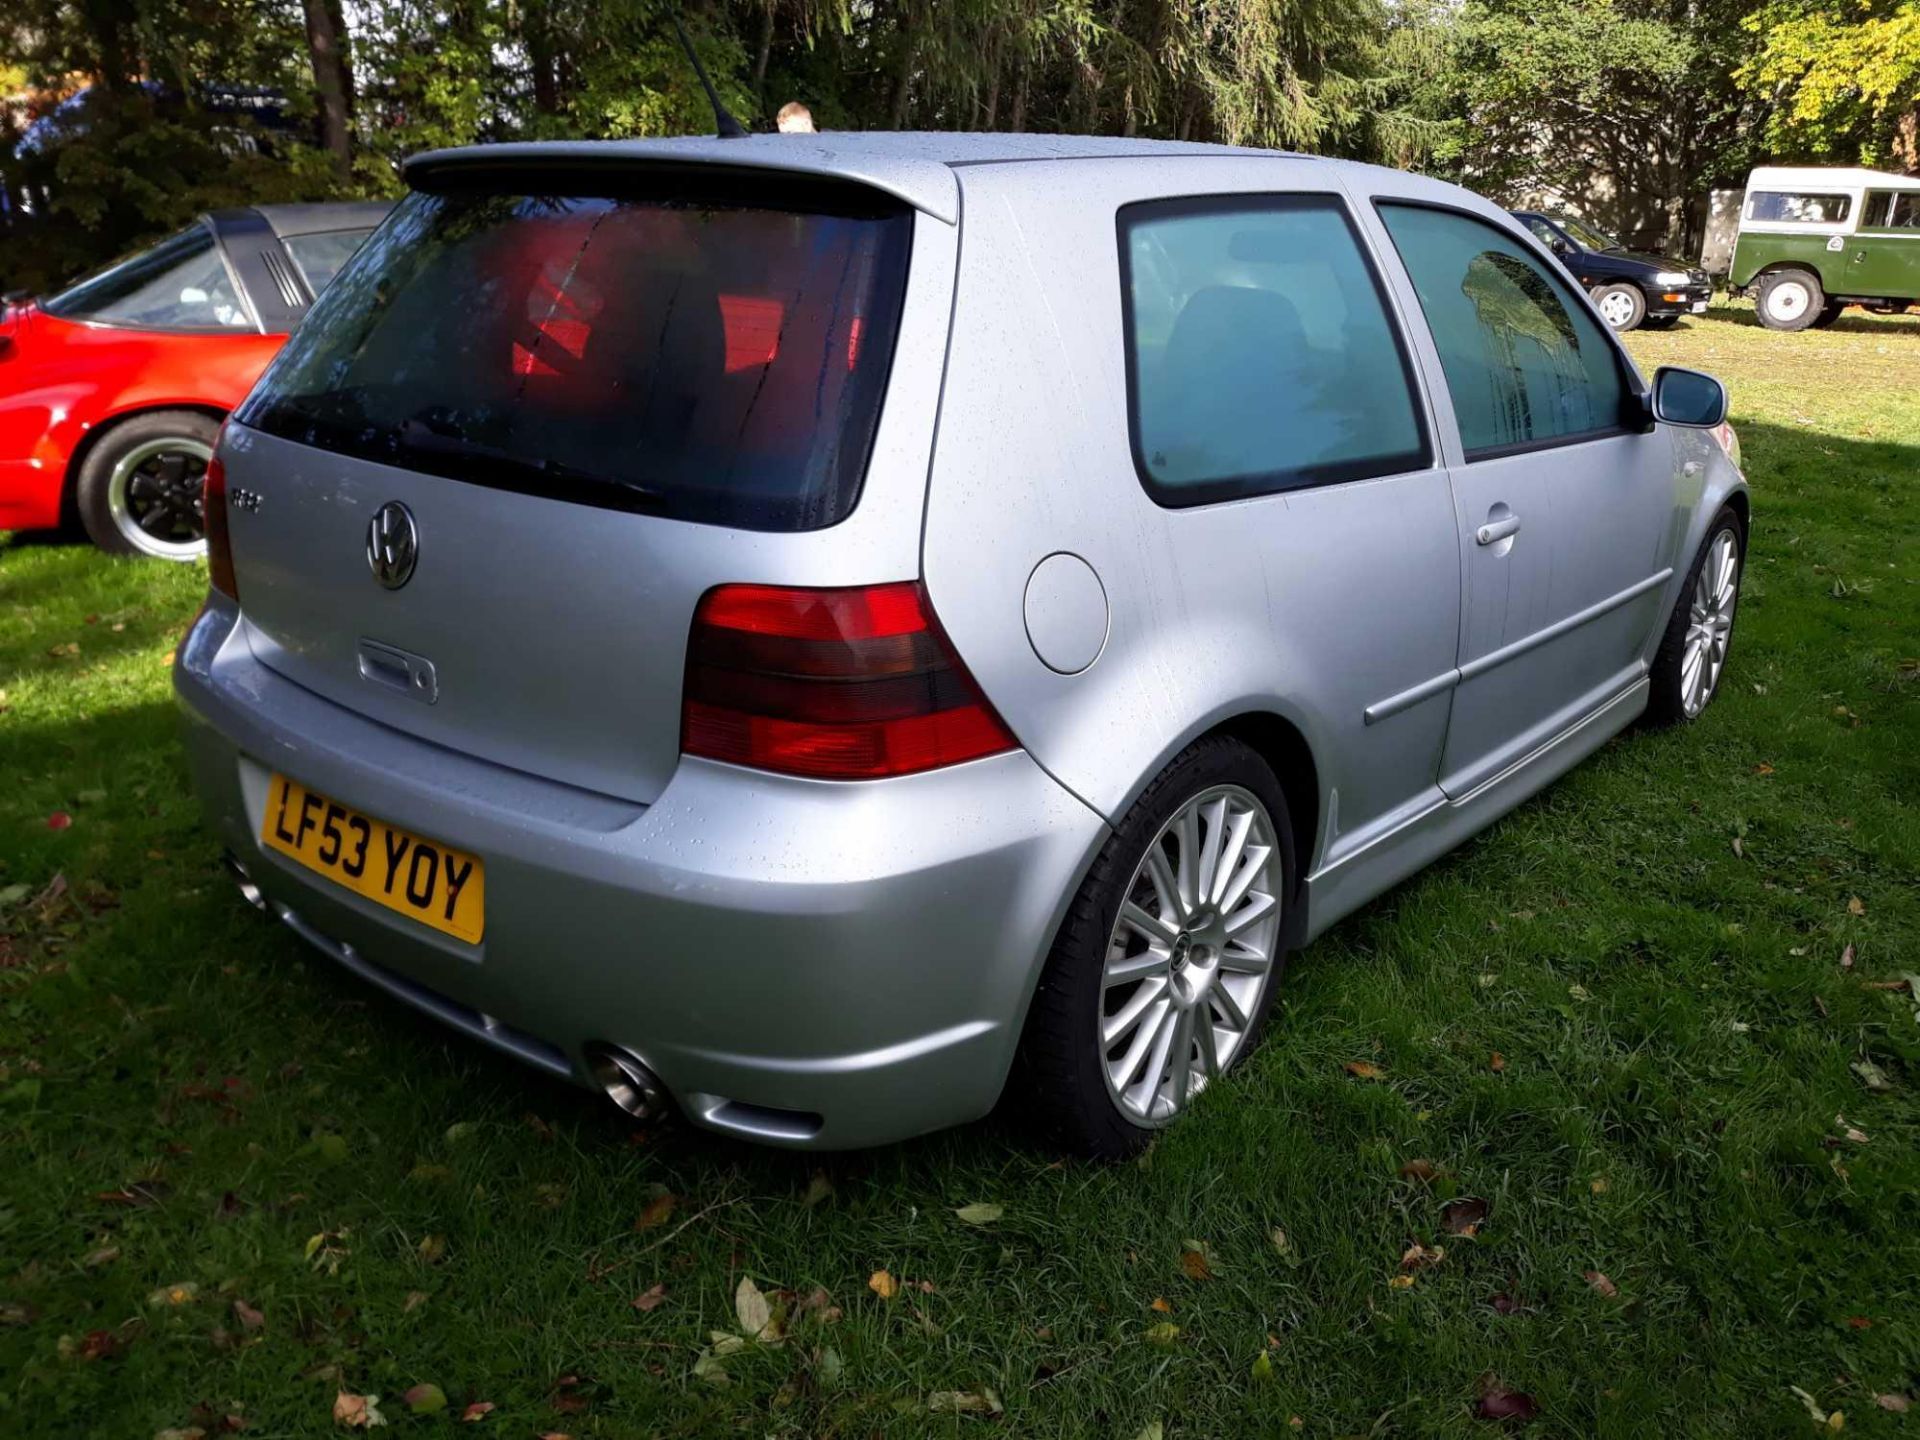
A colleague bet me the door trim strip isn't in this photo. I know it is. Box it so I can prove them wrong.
[1362,566,1673,726]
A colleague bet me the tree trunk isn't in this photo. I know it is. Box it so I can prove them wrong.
[526,0,559,116]
[889,18,917,129]
[302,0,354,179]
[1009,63,1028,132]
[752,2,775,121]
[78,0,135,91]
[1894,103,1920,175]
[983,30,1003,129]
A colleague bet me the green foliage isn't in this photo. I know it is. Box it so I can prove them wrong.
[1738,0,1920,165]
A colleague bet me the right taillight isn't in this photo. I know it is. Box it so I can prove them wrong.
[203,428,237,600]
[682,581,1017,780]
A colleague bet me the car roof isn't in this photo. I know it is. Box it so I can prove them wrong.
[239,201,396,238]
[1746,165,1920,193]
[404,132,1325,227]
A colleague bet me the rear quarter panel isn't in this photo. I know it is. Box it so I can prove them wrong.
[921,158,1465,873]
[1730,230,1840,290]
[0,313,283,529]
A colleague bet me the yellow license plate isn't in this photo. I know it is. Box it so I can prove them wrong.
[261,774,485,944]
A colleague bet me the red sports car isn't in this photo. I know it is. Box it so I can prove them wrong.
[0,201,390,559]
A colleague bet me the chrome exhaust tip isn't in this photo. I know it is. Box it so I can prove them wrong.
[584,1044,669,1121]
[222,850,268,912]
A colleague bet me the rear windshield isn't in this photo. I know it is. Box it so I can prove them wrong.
[237,176,912,531]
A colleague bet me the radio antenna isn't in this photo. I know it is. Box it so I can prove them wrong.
[670,13,748,139]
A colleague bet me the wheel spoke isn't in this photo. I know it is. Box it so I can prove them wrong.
[1196,1009,1223,1075]
[1172,806,1200,912]
[1144,847,1184,926]
[1223,889,1277,938]
[138,505,176,536]
[1126,1003,1181,1114]
[1104,975,1168,1044]
[1215,842,1271,919]
[1120,899,1177,946]
[1216,945,1271,977]
[1104,946,1166,988]
[1112,998,1171,1093]
[1211,981,1251,1031]
[1208,806,1253,906]
[1194,796,1227,907]
[1165,1008,1197,1110]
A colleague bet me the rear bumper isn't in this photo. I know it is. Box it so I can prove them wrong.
[174,598,1109,1149]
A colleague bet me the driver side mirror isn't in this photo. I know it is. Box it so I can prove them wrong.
[1651,366,1727,428]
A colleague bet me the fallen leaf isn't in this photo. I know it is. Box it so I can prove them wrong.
[1133,1425,1165,1440]
[1344,1060,1385,1080]
[1840,944,1856,971]
[1145,1320,1181,1347]
[82,1245,120,1269]
[692,1348,731,1386]
[233,1299,264,1332]
[1388,1273,1416,1289]
[632,1284,667,1313]
[735,1276,773,1340]
[1398,1158,1437,1182]
[1732,835,1744,858]
[1442,1196,1491,1237]
[1489,1051,1507,1072]
[47,811,73,831]
[927,1389,1003,1415]
[1847,896,1865,916]
[148,1282,199,1307]
[803,1171,834,1206]
[403,1291,428,1314]
[867,1270,898,1300]
[954,1202,1003,1226]
[1847,1316,1872,1330]
[459,1401,494,1422]
[1851,1059,1893,1093]
[1876,1395,1910,1413]
[1251,1350,1275,1384]
[633,1192,676,1229]
[1584,1270,1619,1299]
[1753,762,1774,775]
[332,1391,387,1429]
[403,1384,446,1415]
[1179,1241,1214,1280]
[1400,1242,1445,1271]
[417,1233,447,1264]
[1476,1382,1540,1422]
[1590,1177,1610,1195]
[1791,1385,1831,1426]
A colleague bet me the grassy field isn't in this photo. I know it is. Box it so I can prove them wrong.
[2,302,1917,1439]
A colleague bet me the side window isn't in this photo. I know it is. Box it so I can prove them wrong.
[1119,194,1430,503]
[43,224,252,331]
[1745,191,1851,224]
[1376,203,1630,458]
[283,229,375,296]
[1865,191,1920,229]
[1522,217,1560,247]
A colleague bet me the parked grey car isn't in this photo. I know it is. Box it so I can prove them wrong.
[176,134,1748,1156]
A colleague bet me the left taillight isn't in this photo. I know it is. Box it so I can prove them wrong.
[203,425,237,600]
[682,581,1018,780]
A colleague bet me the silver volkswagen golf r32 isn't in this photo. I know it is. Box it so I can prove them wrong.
[176,134,1749,1156]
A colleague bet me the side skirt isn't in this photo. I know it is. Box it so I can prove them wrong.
[1298,678,1649,944]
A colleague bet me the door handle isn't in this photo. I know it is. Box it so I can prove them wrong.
[1476,514,1522,546]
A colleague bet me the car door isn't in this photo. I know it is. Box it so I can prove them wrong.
[1368,200,1683,798]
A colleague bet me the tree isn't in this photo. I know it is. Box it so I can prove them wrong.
[1739,0,1920,170]
[301,0,354,178]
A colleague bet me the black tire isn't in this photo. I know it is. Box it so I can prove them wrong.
[1015,735,1297,1159]
[74,409,219,560]
[1591,282,1646,332]
[1754,270,1824,331]
[1810,301,1846,328]
[1645,506,1745,727]
[1640,315,1681,330]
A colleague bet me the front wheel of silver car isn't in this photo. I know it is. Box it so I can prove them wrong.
[1646,506,1745,727]
[1016,736,1295,1158]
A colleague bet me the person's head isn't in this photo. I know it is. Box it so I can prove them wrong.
[776,101,816,134]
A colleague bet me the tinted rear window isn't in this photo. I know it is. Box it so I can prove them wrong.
[238,177,912,531]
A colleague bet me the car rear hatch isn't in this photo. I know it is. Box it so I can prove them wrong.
[223,158,941,805]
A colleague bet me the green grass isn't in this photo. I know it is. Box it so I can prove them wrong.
[2,302,1917,1438]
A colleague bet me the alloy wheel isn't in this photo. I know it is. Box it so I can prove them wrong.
[1598,290,1638,328]
[107,436,212,560]
[1682,529,1739,717]
[1098,784,1282,1125]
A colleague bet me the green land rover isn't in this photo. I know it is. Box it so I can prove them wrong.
[1731,165,1920,331]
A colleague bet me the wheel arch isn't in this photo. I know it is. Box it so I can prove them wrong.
[60,401,228,528]
[1204,709,1322,939]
